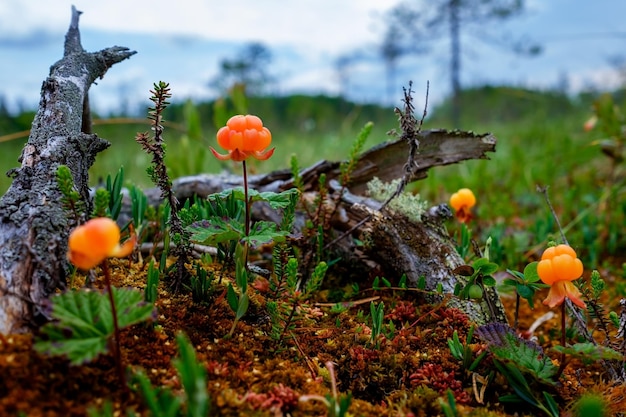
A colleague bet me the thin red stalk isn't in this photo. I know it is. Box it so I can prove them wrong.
[242,160,250,238]
[242,160,250,266]
[102,260,126,391]
[555,301,567,379]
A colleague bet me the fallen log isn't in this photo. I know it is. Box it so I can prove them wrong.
[0,7,135,333]
[137,126,505,325]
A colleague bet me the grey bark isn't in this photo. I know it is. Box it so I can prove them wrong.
[0,6,135,333]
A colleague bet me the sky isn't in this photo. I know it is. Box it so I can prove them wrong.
[0,0,625,115]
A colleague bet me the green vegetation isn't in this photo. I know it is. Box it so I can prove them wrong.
[0,85,622,273]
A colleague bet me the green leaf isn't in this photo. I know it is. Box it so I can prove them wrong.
[473,258,498,275]
[516,284,535,300]
[482,276,497,286]
[106,167,125,221]
[552,342,623,365]
[188,217,244,246]
[542,391,560,417]
[244,221,289,246]
[35,288,154,365]
[477,323,558,385]
[399,274,408,289]
[226,283,238,312]
[523,262,540,283]
[493,360,539,407]
[131,370,182,417]
[235,293,250,321]
[372,276,380,290]
[174,333,210,417]
[234,254,248,292]
[471,258,490,270]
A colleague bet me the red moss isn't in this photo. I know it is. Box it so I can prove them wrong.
[387,300,418,322]
[409,362,471,404]
[241,383,300,414]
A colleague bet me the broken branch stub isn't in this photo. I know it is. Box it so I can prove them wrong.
[0,6,136,333]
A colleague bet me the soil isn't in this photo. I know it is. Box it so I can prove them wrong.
[1,254,625,417]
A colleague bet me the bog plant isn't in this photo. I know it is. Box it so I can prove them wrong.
[474,189,626,415]
[450,188,476,259]
[187,113,307,337]
[35,214,152,388]
[266,257,328,345]
[449,188,476,224]
[135,81,192,289]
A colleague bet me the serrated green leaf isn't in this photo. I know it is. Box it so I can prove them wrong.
[211,187,299,210]
[257,188,300,210]
[478,323,557,385]
[188,217,244,246]
[552,342,623,364]
[244,221,289,246]
[34,288,154,365]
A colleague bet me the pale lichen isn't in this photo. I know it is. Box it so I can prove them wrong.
[366,177,428,223]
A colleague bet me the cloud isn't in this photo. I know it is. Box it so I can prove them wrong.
[0,0,399,55]
[0,29,61,48]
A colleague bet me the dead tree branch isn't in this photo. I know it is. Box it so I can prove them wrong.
[0,6,135,333]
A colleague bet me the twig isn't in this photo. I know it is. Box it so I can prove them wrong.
[536,185,568,245]
[324,81,429,250]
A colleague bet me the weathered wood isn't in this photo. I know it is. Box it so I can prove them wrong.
[0,6,135,333]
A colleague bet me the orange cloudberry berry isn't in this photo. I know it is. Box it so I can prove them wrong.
[537,244,585,309]
[67,217,136,270]
[449,188,476,223]
[211,114,274,162]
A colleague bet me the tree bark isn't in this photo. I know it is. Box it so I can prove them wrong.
[0,6,135,333]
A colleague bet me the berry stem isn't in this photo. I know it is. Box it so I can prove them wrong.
[102,260,126,394]
[242,160,250,268]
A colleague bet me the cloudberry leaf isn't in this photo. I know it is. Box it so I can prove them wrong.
[34,288,154,365]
